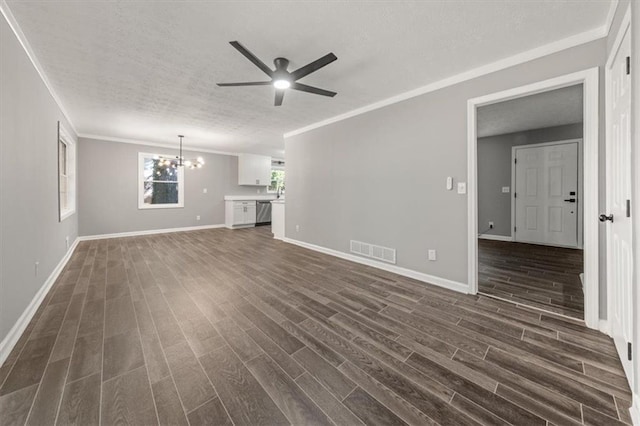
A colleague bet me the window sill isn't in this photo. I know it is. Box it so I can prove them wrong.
[138,204,184,210]
[60,209,76,222]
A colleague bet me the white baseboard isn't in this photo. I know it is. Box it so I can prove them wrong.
[630,393,640,426]
[78,224,225,241]
[0,237,80,367]
[478,234,513,242]
[283,238,469,294]
[598,319,611,336]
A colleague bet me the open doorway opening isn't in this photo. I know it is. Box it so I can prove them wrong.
[476,85,584,318]
[467,68,600,328]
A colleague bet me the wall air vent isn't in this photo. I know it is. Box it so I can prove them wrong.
[350,240,396,264]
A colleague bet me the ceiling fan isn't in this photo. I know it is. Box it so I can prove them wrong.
[217,41,338,106]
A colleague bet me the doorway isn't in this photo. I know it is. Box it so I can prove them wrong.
[475,89,585,319]
[467,68,600,329]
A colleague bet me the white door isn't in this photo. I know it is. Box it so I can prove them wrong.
[514,142,579,247]
[605,22,633,384]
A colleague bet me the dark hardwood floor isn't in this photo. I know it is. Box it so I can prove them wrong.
[478,239,584,319]
[0,227,631,425]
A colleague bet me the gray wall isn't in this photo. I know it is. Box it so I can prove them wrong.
[285,39,606,297]
[478,123,583,237]
[78,138,259,236]
[1,17,78,342]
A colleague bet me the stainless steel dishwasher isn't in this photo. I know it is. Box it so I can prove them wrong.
[256,200,272,226]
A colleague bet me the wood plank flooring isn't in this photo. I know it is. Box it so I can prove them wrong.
[0,227,630,425]
[478,239,584,319]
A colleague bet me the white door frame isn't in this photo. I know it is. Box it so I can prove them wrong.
[467,68,600,330]
[510,139,584,249]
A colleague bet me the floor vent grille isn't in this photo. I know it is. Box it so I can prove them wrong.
[350,240,396,264]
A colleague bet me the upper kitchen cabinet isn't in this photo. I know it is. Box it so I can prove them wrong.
[238,154,271,186]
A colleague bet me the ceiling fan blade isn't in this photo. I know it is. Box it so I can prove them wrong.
[217,81,272,87]
[229,41,273,77]
[275,89,285,106]
[290,53,337,81]
[291,82,337,97]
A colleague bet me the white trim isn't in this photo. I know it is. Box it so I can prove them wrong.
[58,123,77,221]
[0,1,77,135]
[467,67,600,329]
[284,27,607,139]
[78,224,225,241]
[0,238,79,367]
[599,319,611,337]
[478,234,513,242]
[605,5,631,70]
[603,0,620,37]
[283,237,468,294]
[510,139,584,249]
[630,394,640,426]
[79,134,241,157]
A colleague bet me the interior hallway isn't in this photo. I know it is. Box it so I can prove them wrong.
[478,239,584,319]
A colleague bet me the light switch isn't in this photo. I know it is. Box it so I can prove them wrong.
[502,186,510,193]
[203,188,208,194]
[446,177,453,190]
[457,182,466,194]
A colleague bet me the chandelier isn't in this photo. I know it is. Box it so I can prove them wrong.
[155,135,205,169]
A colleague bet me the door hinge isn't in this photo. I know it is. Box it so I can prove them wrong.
[514,192,517,199]
[626,56,631,75]
[514,158,517,164]
[514,226,517,232]
[627,199,631,217]
[628,342,632,361]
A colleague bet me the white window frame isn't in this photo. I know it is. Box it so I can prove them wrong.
[58,122,76,221]
[138,152,184,209]
[267,162,285,194]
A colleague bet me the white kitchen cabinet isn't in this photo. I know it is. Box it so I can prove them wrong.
[225,200,256,228]
[238,154,271,186]
[271,200,285,240]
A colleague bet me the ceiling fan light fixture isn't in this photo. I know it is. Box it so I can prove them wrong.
[273,79,291,90]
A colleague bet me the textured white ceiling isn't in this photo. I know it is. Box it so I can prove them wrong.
[478,85,584,138]
[6,1,611,156]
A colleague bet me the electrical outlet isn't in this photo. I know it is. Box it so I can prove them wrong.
[203,188,208,194]
[489,221,494,229]
[502,186,510,193]
[457,182,466,194]
[196,215,201,221]
[428,250,437,261]
[35,261,39,276]
[65,236,69,249]
[295,225,300,232]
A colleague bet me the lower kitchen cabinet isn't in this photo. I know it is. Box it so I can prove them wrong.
[225,200,256,228]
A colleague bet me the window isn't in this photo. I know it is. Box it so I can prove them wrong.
[58,122,76,221]
[138,152,184,209]
[268,160,285,193]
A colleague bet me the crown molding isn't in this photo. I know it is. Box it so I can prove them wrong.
[78,133,241,157]
[284,25,608,139]
[1,0,78,135]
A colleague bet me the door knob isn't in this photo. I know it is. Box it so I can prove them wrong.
[564,198,576,203]
[599,214,614,222]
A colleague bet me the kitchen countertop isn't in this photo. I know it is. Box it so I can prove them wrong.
[271,199,285,204]
[224,195,278,201]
